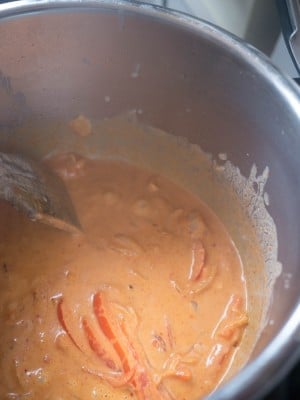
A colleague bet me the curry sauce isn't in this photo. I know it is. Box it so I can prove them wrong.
[0,154,248,399]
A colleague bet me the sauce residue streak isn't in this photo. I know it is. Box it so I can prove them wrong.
[0,153,248,399]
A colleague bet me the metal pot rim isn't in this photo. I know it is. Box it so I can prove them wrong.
[0,1,299,399]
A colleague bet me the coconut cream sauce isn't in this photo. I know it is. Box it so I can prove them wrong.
[0,153,248,400]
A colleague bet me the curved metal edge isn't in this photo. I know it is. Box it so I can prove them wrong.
[0,1,299,399]
[1,0,299,104]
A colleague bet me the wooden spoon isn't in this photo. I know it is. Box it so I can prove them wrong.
[0,152,81,234]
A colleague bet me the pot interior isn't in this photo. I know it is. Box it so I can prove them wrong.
[0,2,299,398]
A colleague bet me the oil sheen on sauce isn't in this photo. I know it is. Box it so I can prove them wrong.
[0,153,248,400]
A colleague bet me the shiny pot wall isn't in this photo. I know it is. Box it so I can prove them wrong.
[0,1,299,399]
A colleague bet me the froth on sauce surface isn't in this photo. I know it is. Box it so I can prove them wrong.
[0,153,248,400]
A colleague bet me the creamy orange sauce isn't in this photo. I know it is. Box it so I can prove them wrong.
[0,154,248,400]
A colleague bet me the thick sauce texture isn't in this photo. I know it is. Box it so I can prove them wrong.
[0,154,248,400]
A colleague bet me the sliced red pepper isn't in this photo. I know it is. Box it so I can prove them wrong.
[82,317,117,370]
[57,298,82,352]
[58,293,187,400]
[188,239,205,281]
[82,317,106,357]
[93,292,131,374]
[119,318,168,400]
[93,293,155,398]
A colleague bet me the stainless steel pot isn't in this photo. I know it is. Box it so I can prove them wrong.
[0,1,299,399]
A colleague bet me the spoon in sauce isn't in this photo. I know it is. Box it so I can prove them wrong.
[0,152,81,234]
